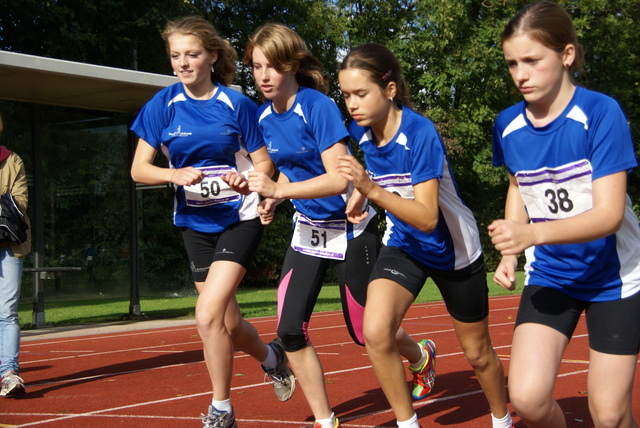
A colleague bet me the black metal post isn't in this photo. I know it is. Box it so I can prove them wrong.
[30,104,46,327]
[128,119,142,318]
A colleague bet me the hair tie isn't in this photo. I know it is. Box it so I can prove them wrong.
[381,70,392,81]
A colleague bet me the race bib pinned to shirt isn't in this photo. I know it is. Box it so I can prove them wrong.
[516,159,593,222]
[291,212,348,260]
[371,172,414,199]
[183,165,242,207]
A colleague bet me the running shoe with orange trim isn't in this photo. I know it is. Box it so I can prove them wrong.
[410,339,436,400]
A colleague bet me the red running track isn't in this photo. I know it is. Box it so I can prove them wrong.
[1,295,639,427]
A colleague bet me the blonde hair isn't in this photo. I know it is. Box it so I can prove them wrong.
[162,16,237,86]
[243,24,329,94]
[502,1,584,76]
[339,43,411,107]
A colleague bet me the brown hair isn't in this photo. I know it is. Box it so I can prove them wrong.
[161,16,237,86]
[243,24,329,94]
[502,1,584,75]
[339,43,411,107]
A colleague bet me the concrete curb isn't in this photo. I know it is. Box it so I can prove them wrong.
[21,317,195,342]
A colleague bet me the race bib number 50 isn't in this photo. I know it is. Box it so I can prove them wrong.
[516,159,593,222]
[183,165,242,207]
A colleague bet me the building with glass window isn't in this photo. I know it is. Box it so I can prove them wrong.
[0,50,181,325]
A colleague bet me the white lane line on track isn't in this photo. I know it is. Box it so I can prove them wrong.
[6,298,610,428]
[20,296,524,347]
[3,366,600,428]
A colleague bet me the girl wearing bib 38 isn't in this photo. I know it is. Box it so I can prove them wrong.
[243,24,432,428]
[489,2,640,428]
[337,43,512,428]
[130,17,295,428]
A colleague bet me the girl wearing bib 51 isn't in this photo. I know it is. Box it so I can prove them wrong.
[337,43,511,428]
[244,24,432,428]
[130,17,295,428]
[489,2,640,427]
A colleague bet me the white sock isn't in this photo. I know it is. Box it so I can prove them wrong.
[316,412,336,428]
[492,412,513,428]
[397,413,420,428]
[261,344,277,369]
[212,399,232,414]
[409,341,427,370]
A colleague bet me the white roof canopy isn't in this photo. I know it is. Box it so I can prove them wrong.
[0,50,177,114]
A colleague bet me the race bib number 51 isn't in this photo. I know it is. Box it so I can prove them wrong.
[291,213,348,260]
[516,159,593,222]
[183,165,241,207]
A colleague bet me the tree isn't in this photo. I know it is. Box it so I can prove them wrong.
[197,0,346,100]
[340,0,640,269]
[1,0,638,280]
[0,0,195,73]
[567,0,640,208]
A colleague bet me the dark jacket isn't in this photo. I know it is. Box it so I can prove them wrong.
[0,193,28,244]
[0,149,31,256]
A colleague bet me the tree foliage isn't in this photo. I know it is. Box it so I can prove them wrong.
[0,0,194,73]
[339,0,640,268]
[1,0,638,287]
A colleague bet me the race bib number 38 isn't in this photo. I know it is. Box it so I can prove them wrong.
[516,159,593,222]
[183,165,241,207]
[291,213,348,260]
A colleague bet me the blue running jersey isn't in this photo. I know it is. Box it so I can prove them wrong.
[349,106,482,270]
[131,82,264,233]
[257,86,374,240]
[493,86,640,301]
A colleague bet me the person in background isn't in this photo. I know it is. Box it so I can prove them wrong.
[130,17,293,428]
[337,43,512,428]
[489,2,640,427]
[0,112,31,398]
[243,23,435,428]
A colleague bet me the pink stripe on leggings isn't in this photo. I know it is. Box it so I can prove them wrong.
[345,283,365,344]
